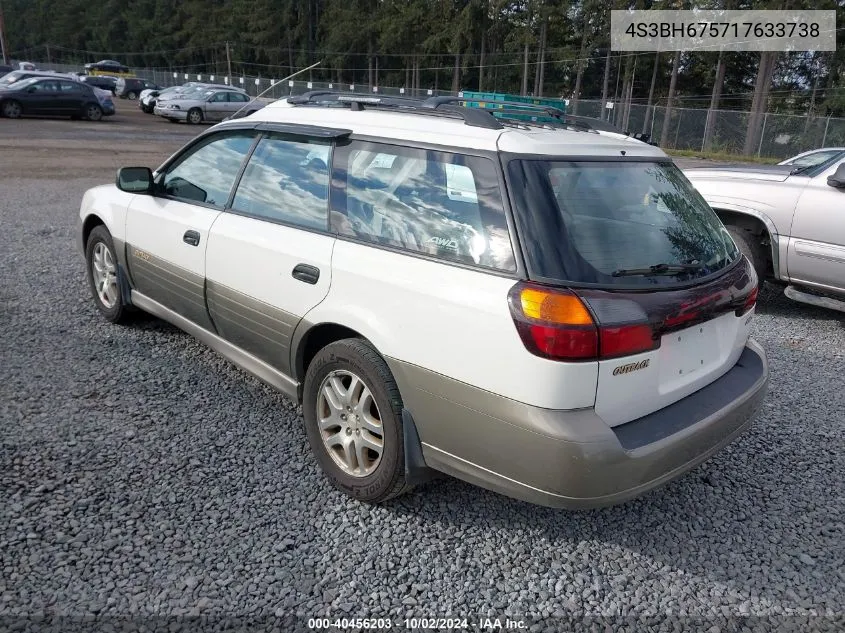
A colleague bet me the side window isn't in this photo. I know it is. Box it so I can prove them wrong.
[229,92,249,103]
[231,134,330,230]
[331,142,515,271]
[58,81,80,93]
[162,132,255,207]
[32,80,57,93]
[209,92,228,103]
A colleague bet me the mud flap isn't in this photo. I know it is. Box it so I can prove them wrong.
[402,408,437,486]
[117,264,134,308]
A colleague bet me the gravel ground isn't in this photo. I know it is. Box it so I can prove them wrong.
[1,113,844,632]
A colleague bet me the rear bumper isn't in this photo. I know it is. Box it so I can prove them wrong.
[388,339,768,509]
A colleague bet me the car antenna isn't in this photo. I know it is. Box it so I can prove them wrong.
[229,59,323,121]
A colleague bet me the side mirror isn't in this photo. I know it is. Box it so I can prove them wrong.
[116,166,154,194]
[827,163,845,188]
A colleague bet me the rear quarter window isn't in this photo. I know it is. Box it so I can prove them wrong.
[331,141,516,272]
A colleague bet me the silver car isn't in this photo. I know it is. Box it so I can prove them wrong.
[154,88,263,124]
[685,156,845,312]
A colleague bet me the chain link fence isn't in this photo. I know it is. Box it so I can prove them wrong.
[572,99,845,160]
[29,62,845,161]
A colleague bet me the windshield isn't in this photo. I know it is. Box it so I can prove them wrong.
[507,160,739,287]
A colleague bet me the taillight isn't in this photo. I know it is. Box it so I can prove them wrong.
[739,285,758,315]
[508,282,659,361]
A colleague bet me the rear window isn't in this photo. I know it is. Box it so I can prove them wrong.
[507,160,739,287]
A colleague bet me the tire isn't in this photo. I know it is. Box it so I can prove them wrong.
[187,108,203,125]
[302,338,409,503]
[727,225,778,301]
[2,99,22,119]
[86,103,103,121]
[127,91,137,100]
[727,226,766,280]
[85,226,131,324]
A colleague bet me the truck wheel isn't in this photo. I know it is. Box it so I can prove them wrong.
[727,226,766,280]
[727,226,777,301]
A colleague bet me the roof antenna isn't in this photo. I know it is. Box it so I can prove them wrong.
[229,59,323,120]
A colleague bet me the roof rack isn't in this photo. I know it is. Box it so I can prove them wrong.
[283,90,626,134]
[286,91,505,130]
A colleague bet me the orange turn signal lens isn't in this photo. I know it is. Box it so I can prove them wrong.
[520,287,594,325]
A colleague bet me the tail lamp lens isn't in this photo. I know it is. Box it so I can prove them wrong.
[509,283,659,361]
[740,285,758,315]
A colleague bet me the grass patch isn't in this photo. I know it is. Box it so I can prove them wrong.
[667,149,782,164]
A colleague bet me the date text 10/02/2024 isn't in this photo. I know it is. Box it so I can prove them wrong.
[307,617,528,630]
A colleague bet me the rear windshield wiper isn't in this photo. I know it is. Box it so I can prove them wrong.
[612,262,703,277]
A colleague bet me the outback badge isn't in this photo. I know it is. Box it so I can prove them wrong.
[613,359,650,376]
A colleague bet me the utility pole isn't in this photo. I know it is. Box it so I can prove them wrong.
[225,41,232,85]
[0,0,10,66]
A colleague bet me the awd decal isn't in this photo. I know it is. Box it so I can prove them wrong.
[613,359,650,376]
[426,236,459,250]
[133,248,151,262]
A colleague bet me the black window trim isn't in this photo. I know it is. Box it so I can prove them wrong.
[328,135,521,277]
[154,128,261,211]
[223,130,335,235]
[500,153,743,291]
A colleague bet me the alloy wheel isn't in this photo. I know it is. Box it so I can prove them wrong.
[3,101,21,118]
[91,242,118,308]
[316,370,385,477]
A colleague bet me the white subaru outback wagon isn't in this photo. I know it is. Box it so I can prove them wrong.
[77,93,768,508]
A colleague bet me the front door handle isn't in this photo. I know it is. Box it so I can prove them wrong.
[292,263,320,285]
[183,230,200,247]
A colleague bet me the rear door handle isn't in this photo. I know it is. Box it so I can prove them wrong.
[183,230,200,247]
[292,263,320,284]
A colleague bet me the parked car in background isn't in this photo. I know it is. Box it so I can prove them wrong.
[116,77,160,100]
[84,59,132,76]
[0,76,111,121]
[80,75,118,95]
[154,87,261,124]
[140,83,207,113]
[141,82,229,107]
[0,69,74,87]
[77,93,767,508]
[778,148,845,169]
[685,155,845,313]
[92,87,116,116]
